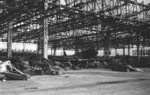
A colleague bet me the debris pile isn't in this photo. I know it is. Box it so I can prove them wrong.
[0,53,144,82]
[0,59,30,81]
[110,56,143,72]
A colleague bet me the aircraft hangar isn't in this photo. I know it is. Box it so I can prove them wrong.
[1,0,150,95]
[0,0,149,60]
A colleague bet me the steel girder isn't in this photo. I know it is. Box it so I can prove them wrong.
[0,0,150,50]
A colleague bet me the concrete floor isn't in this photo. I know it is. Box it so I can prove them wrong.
[0,68,150,95]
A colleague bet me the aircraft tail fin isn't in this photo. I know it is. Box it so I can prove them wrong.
[63,50,67,56]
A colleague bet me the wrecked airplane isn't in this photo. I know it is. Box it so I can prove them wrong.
[0,60,30,81]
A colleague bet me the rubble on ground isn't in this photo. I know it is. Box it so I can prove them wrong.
[0,55,145,81]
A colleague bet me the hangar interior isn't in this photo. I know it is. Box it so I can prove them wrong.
[1,1,150,94]
[0,0,150,63]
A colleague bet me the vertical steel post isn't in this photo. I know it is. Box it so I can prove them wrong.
[53,44,56,56]
[128,45,130,56]
[7,22,13,59]
[104,32,110,57]
[143,46,145,57]
[137,32,140,62]
[115,48,117,56]
[141,47,143,57]
[75,36,79,54]
[38,31,42,55]
[43,0,49,59]
[123,47,125,56]
[38,30,42,62]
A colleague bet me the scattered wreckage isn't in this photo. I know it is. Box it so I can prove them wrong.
[111,58,143,72]
[0,58,65,81]
[0,60,30,81]
[0,49,144,82]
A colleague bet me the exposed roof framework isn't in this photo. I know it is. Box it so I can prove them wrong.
[0,0,150,50]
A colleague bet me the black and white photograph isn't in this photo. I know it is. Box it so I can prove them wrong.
[0,0,150,95]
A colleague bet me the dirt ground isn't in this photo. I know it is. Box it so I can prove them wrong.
[0,68,150,95]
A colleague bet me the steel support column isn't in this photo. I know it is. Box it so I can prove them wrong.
[75,36,79,54]
[137,32,140,62]
[115,48,117,56]
[123,47,125,56]
[43,0,49,59]
[38,31,42,55]
[37,31,42,62]
[104,32,111,58]
[141,47,143,57]
[143,46,145,57]
[7,22,12,59]
[53,44,56,56]
[128,45,130,56]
